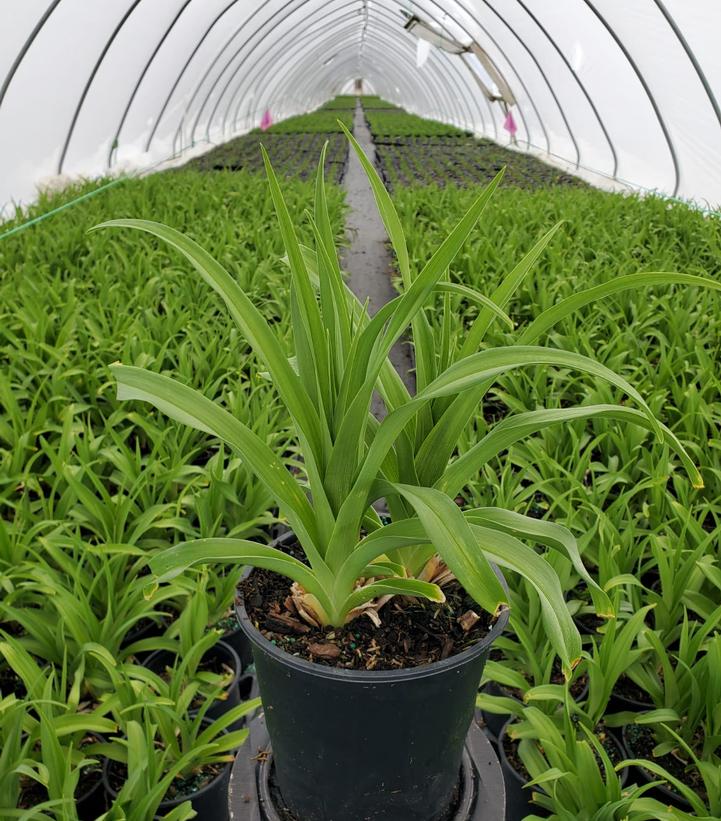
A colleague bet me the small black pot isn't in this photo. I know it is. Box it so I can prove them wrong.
[621,724,693,811]
[498,719,546,821]
[237,567,509,821]
[76,745,108,820]
[103,737,231,821]
[144,640,243,726]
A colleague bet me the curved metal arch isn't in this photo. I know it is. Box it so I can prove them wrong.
[260,46,431,129]
[224,3,481,140]
[0,0,62,111]
[419,0,541,150]
[242,20,450,134]
[190,0,309,147]
[581,0,680,195]
[653,0,721,138]
[214,3,460,142]
[144,0,248,154]
[232,11,470,135]
[248,26,446,133]
[203,0,475,147]
[471,0,581,167]
[108,0,195,168]
[57,0,144,174]
[512,0,618,177]
[234,18,467,137]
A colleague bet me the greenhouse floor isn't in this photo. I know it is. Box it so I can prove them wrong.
[0,96,719,820]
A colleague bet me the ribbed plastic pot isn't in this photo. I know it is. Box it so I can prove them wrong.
[237,567,509,821]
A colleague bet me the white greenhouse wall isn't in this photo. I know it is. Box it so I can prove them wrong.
[2,0,721,216]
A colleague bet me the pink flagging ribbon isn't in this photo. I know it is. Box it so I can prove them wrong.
[503,109,517,137]
[260,109,273,131]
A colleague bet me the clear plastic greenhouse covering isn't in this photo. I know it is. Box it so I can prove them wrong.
[2,1,721,216]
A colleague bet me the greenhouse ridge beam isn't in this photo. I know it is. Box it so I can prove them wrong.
[233,9,477,136]
[232,18,443,133]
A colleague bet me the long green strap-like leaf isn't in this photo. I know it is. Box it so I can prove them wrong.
[339,577,445,622]
[421,345,661,437]
[464,507,612,617]
[440,404,703,496]
[460,221,564,357]
[340,122,410,285]
[467,523,581,676]
[111,365,330,582]
[90,219,324,465]
[392,484,508,616]
[519,271,721,344]
[148,538,333,620]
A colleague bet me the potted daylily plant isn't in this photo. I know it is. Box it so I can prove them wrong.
[93,129,705,820]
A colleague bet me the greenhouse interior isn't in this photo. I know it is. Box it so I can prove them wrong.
[1,2,720,820]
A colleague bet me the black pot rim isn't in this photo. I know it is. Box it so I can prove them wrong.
[102,718,231,809]
[144,638,243,694]
[236,547,510,683]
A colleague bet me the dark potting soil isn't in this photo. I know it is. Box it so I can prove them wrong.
[107,758,226,803]
[625,724,705,801]
[240,566,495,670]
[0,665,26,697]
[613,675,653,706]
[266,760,463,821]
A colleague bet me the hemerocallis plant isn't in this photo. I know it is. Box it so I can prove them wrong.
[93,128,707,676]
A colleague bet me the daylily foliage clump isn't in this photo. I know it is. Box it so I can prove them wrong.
[97,128,706,675]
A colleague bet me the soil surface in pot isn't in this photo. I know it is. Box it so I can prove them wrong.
[107,758,226,803]
[266,760,463,821]
[613,675,653,706]
[240,564,495,670]
[625,724,705,801]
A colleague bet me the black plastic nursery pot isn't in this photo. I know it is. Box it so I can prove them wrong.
[102,732,232,821]
[621,723,693,811]
[144,639,244,725]
[499,718,629,821]
[236,569,510,821]
[229,712,506,820]
[498,719,548,821]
